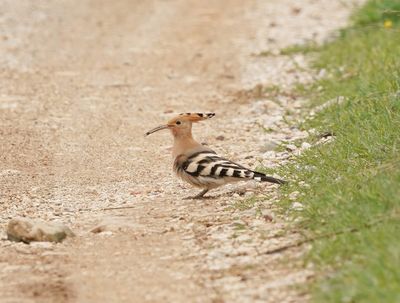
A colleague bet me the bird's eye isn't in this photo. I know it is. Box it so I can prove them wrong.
[176,121,181,125]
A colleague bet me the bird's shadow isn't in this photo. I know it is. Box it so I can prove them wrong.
[182,195,216,200]
[182,192,243,200]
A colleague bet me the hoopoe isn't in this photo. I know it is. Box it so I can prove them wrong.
[146,113,286,199]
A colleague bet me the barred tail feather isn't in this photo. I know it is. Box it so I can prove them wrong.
[252,172,287,185]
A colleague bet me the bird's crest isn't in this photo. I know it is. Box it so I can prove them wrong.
[168,112,215,124]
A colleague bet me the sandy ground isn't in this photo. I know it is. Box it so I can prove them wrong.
[0,1,359,302]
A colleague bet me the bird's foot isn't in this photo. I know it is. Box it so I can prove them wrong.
[183,189,210,200]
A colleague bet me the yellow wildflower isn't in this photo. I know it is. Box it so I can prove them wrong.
[384,19,393,29]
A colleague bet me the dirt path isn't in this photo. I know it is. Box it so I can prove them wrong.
[0,1,359,302]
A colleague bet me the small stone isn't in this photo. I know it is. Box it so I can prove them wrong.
[286,144,297,151]
[301,142,312,149]
[98,231,113,236]
[298,181,311,188]
[90,217,143,233]
[291,7,302,15]
[320,131,334,138]
[260,209,274,222]
[289,191,300,200]
[291,202,304,211]
[30,242,54,249]
[294,149,302,156]
[318,68,327,78]
[262,151,276,159]
[142,86,153,92]
[7,218,75,243]
[184,75,198,84]
[244,191,253,197]
[216,135,225,141]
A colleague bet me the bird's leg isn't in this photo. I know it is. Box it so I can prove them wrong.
[193,189,209,199]
[183,189,209,200]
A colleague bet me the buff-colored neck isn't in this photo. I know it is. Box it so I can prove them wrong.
[172,131,202,159]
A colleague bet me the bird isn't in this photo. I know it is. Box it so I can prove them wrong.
[145,113,286,199]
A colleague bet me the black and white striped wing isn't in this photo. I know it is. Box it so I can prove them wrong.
[181,151,256,180]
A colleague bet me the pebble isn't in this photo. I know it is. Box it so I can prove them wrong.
[98,231,114,237]
[290,202,304,211]
[90,217,143,233]
[30,241,54,249]
[301,142,311,149]
[262,151,276,159]
[298,181,310,188]
[286,144,297,151]
[288,191,300,201]
[263,214,274,222]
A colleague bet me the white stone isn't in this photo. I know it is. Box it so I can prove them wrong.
[301,142,312,149]
[286,144,297,151]
[291,202,304,211]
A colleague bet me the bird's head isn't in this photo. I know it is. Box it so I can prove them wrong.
[145,113,215,138]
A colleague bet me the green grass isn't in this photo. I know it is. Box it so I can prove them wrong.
[279,42,319,56]
[352,0,400,26]
[257,42,319,57]
[271,1,400,302]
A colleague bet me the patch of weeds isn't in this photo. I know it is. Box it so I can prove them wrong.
[282,114,297,128]
[230,196,259,212]
[256,50,274,57]
[292,82,310,97]
[256,42,319,57]
[233,222,247,231]
[263,126,275,133]
[291,82,323,101]
[257,41,319,57]
[352,0,400,26]
[257,228,288,241]
[255,121,275,133]
[279,42,319,56]
[263,84,282,96]
[274,141,290,153]
[254,207,263,218]
[233,84,283,103]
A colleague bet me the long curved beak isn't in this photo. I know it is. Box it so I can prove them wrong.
[145,124,170,136]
